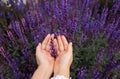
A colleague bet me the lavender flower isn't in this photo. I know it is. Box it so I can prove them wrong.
[99,58,118,79]
[96,47,105,63]
[50,39,58,58]
[0,46,22,79]
[80,32,88,45]
[110,0,120,15]
[91,69,100,79]
[77,67,87,79]
[14,0,24,11]
[100,7,108,28]
[0,71,4,79]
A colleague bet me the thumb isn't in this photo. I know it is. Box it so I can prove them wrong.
[36,43,42,52]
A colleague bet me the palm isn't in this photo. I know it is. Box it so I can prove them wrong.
[36,49,54,66]
[36,34,55,67]
[55,51,67,65]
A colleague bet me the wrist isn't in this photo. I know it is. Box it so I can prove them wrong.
[31,65,53,79]
[57,67,70,78]
[37,65,53,77]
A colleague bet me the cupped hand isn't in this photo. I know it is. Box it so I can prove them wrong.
[36,34,55,70]
[53,35,73,78]
[32,34,55,79]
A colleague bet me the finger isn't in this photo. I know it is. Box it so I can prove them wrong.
[45,38,51,52]
[46,34,54,51]
[68,42,73,54]
[61,35,68,50]
[53,38,59,54]
[51,34,55,40]
[57,35,64,51]
[42,34,50,50]
[36,43,42,52]
[36,43,42,65]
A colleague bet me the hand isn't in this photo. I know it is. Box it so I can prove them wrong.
[36,34,54,68]
[32,34,55,79]
[53,35,73,78]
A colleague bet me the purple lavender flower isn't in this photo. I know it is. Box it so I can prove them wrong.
[6,29,17,46]
[50,39,58,58]
[8,0,14,6]
[91,68,100,79]
[44,0,50,11]
[96,47,105,63]
[110,0,120,15]
[21,18,27,30]
[9,21,31,61]
[110,30,120,42]
[92,20,100,39]
[0,29,7,43]
[100,7,108,27]
[0,70,4,79]
[77,67,87,79]
[99,57,119,79]
[80,32,88,45]
[14,0,24,11]
[0,46,22,79]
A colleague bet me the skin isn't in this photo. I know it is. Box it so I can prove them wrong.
[31,34,73,79]
[53,35,73,78]
[31,34,55,79]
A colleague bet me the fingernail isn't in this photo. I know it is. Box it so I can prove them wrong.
[61,35,64,37]
[70,42,72,45]
[58,35,60,37]
[48,34,50,36]
[39,43,41,45]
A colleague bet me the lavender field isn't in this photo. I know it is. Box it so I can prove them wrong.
[0,0,120,79]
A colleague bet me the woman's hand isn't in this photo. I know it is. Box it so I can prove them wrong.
[32,34,55,79]
[36,34,54,68]
[54,35,73,78]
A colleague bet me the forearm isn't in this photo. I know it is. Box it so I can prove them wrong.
[31,65,52,79]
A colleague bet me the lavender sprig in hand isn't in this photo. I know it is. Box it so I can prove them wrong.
[50,39,58,58]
